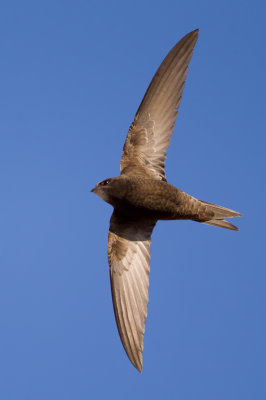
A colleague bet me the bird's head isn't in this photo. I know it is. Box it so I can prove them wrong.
[91,177,127,206]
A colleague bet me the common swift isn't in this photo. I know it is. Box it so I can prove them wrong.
[91,29,242,372]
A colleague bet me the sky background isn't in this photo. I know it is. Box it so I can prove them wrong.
[0,1,265,399]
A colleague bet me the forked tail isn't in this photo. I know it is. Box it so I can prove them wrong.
[199,200,242,231]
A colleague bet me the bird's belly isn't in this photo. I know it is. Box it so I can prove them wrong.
[116,192,180,220]
[111,179,190,220]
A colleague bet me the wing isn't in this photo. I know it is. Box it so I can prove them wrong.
[108,211,156,372]
[120,29,199,181]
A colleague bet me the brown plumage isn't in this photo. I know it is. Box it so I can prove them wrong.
[91,29,242,372]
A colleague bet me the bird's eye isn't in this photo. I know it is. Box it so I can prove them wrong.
[102,179,110,186]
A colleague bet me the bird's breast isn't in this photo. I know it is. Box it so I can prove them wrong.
[115,178,183,220]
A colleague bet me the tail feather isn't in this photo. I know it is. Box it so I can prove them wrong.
[203,219,239,231]
[198,200,242,231]
[200,200,242,218]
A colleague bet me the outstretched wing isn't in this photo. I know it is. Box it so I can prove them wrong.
[108,211,156,372]
[120,29,199,181]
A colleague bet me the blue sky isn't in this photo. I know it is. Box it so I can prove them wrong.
[0,0,265,399]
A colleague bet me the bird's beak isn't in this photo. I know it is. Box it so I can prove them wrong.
[91,187,95,193]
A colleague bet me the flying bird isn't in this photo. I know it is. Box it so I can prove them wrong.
[91,29,241,372]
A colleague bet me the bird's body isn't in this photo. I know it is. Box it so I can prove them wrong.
[95,176,187,219]
[114,176,189,220]
[91,29,242,372]
[93,176,240,226]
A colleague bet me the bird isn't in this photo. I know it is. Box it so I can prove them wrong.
[91,29,242,372]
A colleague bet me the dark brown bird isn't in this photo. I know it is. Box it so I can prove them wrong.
[91,29,242,372]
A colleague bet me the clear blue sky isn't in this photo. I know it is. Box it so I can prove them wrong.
[1,1,265,399]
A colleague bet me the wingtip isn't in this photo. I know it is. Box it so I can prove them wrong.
[132,357,143,373]
[190,28,199,37]
[136,365,143,373]
[184,29,199,44]
[129,359,142,372]
[127,350,143,372]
